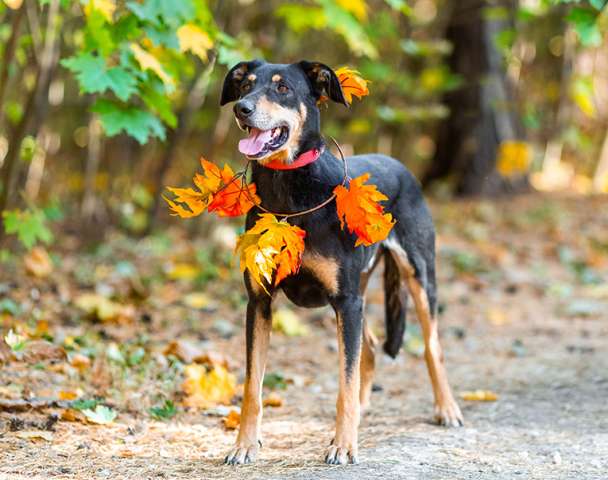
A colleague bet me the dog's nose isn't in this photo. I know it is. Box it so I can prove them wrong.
[234,100,255,119]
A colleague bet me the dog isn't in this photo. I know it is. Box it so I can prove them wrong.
[219,60,463,466]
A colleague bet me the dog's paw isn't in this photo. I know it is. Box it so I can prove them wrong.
[324,442,358,465]
[224,442,259,465]
[434,401,464,428]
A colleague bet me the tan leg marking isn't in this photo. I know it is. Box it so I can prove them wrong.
[406,276,463,427]
[301,252,339,295]
[359,320,377,410]
[225,305,272,464]
[326,313,361,465]
[386,242,463,427]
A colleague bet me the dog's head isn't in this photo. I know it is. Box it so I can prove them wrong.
[220,60,348,165]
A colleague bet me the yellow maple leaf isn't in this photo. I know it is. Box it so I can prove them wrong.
[3,0,23,9]
[177,24,214,61]
[460,390,499,402]
[236,214,306,293]
[84,0,116,23]
[130,43,174,86]
[336,0,367,21]
[334,174,395,247]
[182,364,236,409]
[496,141,531,177]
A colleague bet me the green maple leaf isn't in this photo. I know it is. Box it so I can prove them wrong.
[62,54,137,101]
[2,209,53,250]
[82,405,117,424]
[126,0,195,27]
[92,99,166,144]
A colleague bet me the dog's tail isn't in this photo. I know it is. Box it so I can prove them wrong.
[382,249,407,358]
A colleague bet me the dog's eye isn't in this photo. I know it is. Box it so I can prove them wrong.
[241,83,252,93]
[277,83,289,94]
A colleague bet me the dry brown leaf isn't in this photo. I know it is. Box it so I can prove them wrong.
[24,246,53,278]
[14,431,54,442]
[460,390,499,402]
[263,392,283,408]
[70,353,92,372]
[163,340,204,364]
[182,364,236,409]
[74,293,135,324]
[21,341,66,364]
[0,339,12,364]
[222,409,240,430]
[61,409,86,423]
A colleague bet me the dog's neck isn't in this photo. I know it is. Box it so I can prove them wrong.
[250,143,344,215]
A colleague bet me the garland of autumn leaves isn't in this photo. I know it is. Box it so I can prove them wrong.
[165,67,395,293]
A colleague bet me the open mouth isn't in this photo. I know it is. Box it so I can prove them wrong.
[238,125,289,159]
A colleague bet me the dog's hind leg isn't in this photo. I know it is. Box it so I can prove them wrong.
[225,281,273,465]
[326,294,363,465]
[387,240,463,427]
[359,257,380,411]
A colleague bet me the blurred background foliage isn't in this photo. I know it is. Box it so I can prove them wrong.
[0,0,606,249]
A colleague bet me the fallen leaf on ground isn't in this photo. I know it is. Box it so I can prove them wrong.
[21,341,66,364]
[163,340,204,364]
[263,392,283,407]
[24,246,53,278]
[272,308,309,337]
[222,409,240,430]
[82,405,117,424]
[60,409,86,423]
[460,390,498,402]
[69,353,92,372]
[0,339,12,364]
[14,431,54,441]
[166,263,200,281]
[182,292,212,309]
[74,293,134,323]
[182,364,236,409]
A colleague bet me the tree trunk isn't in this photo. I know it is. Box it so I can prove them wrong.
[0,5,26,131]
[423,0,524,195]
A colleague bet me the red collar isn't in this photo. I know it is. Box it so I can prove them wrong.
[263,147,324,170]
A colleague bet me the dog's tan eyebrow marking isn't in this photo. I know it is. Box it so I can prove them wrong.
[272,74,282,82]
[247,74,256,81]
[302,252,339,295]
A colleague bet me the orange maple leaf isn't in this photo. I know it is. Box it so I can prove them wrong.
[165,158,259,218]
[207,164,259,217]
[334,173,395,247]
[235,214,306,293]
[335,67,369,104]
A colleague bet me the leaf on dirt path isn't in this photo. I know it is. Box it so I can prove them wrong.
[236,214,306,293]
[272,308,309,337]
[460,390,498,402]
[182,292,212,309]
[82,405,117,424]
[4,329,26,353]
[14,431,54,442]
[60,409,87,423]
[403,323,424,358]
[334,174,395,247]
[163,340,204,364]
[149,400,177,420]
[69,353,92,373]
[0,339,12,364]
[487,307,509,326]
[166,263,200,281]
[74,293,134,323]
[263,392,283,408]
[182,364,236,409]
[24,246,54,278]
[222,409,240,430]
[263,372,288,390]
[21,341,66,364]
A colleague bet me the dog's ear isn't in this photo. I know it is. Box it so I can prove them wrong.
[220,59,264,106]
[298,61,348,107]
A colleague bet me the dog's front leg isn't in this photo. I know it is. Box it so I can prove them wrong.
[326,294,363,465]
[225,288,272,465]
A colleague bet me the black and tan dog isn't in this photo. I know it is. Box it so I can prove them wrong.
[220,60,463,466]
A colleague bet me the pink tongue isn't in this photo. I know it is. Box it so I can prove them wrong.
[238,128,274,156]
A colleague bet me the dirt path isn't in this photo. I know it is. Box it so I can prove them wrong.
[1,195,607,479]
